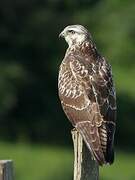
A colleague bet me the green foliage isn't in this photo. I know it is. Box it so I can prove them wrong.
[100,150,135,180]
[0,1,134,179]
[0,142,73,180]
[0,0,134,150]
[0,142,135,180]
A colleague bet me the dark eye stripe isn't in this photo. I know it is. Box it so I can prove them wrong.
[68,30,75,34]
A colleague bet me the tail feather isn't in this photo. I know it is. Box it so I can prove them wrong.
[76,121,106,166]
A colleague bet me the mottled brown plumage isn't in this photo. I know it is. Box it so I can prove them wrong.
[58,25,116,165]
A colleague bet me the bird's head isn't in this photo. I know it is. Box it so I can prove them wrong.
[59,25,90,47]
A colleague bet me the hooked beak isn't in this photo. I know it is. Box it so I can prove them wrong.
[59,31,64,38]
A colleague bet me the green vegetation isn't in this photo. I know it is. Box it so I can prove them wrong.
[0,0,135,179]
[0,142,135,180]
[0,0,134,146]
[0,142,73,180]
[100,151,135,180]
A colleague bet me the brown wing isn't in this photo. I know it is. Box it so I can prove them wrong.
[91,58,116,164]
[58,54,116,165]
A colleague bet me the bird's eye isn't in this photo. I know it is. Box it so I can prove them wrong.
[68,30,75,34]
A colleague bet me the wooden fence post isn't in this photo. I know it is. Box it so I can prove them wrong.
[72,129,99,180]
[0,160,13,180]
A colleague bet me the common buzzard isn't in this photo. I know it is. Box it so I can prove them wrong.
[58,25,116,165]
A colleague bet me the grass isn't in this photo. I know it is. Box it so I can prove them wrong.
[0,142,135,180]
[100,150,135,180]
[0,142,73,180]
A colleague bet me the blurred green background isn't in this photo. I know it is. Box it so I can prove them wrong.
[0,0,135,179]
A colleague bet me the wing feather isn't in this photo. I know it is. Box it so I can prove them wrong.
[58,52,116,165]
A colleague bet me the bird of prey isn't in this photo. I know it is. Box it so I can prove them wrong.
[58,25,116,165]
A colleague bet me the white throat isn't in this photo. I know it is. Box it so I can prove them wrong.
[65,34,86,47]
